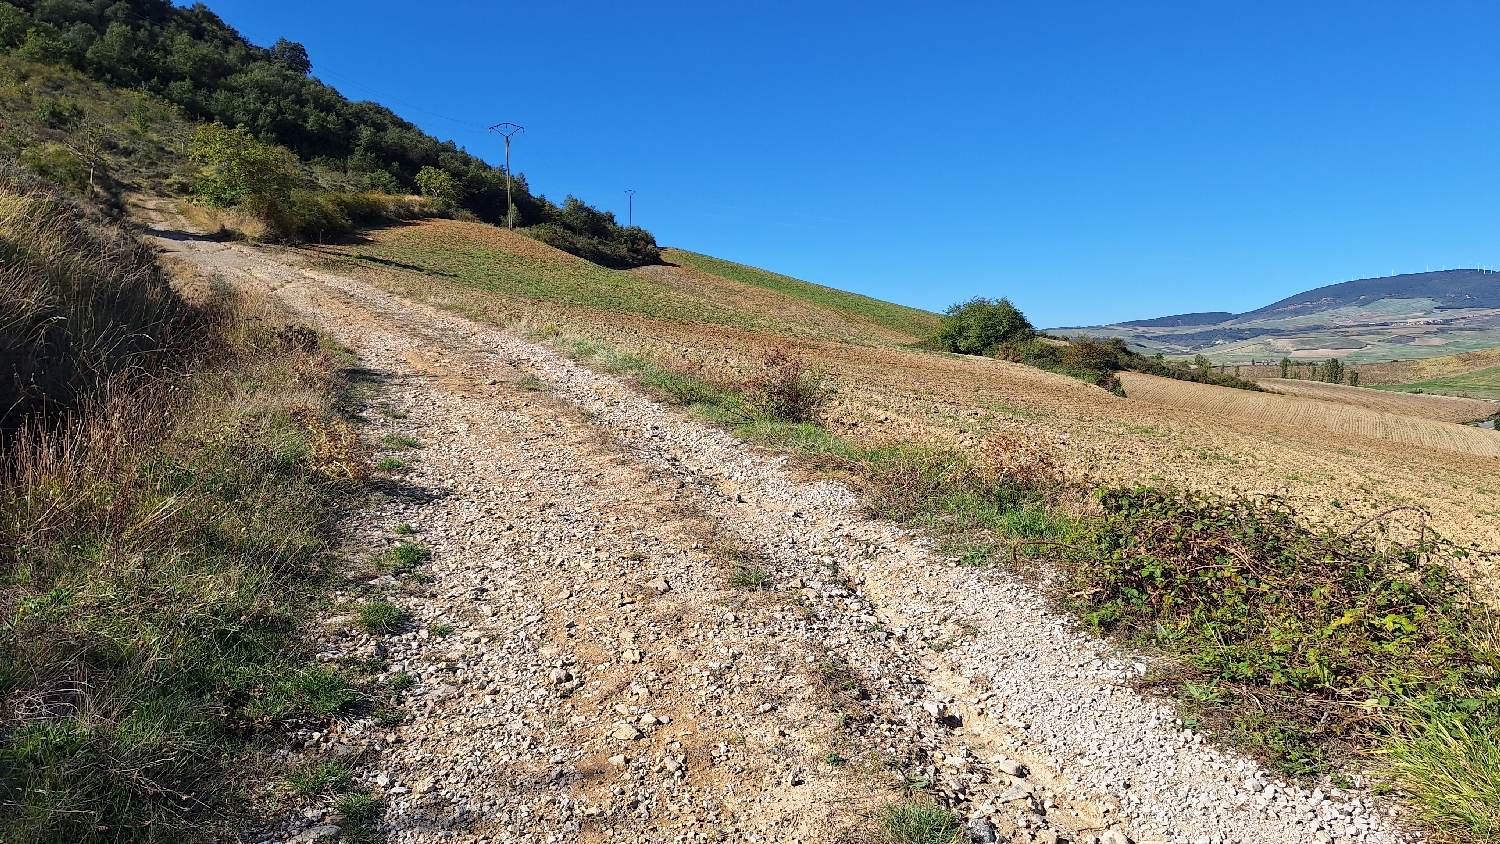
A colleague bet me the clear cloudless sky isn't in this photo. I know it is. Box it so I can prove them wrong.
[194,1,1500,327]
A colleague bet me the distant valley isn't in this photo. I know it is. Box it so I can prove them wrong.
[1055,268,1500,363]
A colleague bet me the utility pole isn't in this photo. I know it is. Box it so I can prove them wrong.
[624,190,635,227]
[489,122,524,228]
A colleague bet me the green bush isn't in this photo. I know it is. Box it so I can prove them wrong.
[934,297,1034,355]
[1061,485,1499,775]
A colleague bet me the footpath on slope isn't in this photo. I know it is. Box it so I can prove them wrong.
[144,216,1409,844]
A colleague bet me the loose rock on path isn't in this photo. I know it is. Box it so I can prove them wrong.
[147,224,1410,844]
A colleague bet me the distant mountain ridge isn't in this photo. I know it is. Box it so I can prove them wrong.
[1055,269,1500,364]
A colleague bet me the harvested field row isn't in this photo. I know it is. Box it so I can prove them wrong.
[1120,372,1500,458]
[1257,377,1497,422]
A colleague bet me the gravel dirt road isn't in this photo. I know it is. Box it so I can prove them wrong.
[143,214,1411,844]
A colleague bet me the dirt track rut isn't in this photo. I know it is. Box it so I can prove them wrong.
[145,220,1408,844]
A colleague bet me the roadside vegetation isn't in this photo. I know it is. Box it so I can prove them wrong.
[932,298,1263,393]
[0,176,378,841]
[553,322,1499,844]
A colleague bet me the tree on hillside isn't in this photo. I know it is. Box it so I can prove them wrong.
[415,166,462,205]
[935,297,1035,355]
[1280,357,1291,378]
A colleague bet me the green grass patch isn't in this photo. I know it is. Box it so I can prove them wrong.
[379,433,422,450]
[728,567,770,589]
[374,456,405,472]
[430,623,454,639]
[392,523,416,535]
[356,601,406,634]
[875,798,963,844]
[1382,705,1500,840]
[288,760,354,798]
[666,249,941,339]
[342,227,752,329]
[381,542,431,574]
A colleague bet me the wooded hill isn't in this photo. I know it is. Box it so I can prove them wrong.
[0,0,659,266]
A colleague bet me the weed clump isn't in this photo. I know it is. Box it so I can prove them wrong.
[382,542,431,574]
[742,348,826,424]
[729,566,770,590]
[876,798,963,844]
[357,601,407,634]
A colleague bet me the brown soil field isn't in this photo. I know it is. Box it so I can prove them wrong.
[1119,372,1500,458]
[300,221,1500,582]
[1255,377,1497,422]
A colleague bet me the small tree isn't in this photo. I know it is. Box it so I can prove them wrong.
[935,297,1034,356]
[188,122,301,213]
[415,166,462,205]
[1280,357,1291,378]
[1349,370,1360,387]
[1192,354,1213,371]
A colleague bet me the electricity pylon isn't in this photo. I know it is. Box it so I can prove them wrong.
[489,122,524,228]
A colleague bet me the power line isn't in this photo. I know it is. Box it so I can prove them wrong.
[314,65,490,132]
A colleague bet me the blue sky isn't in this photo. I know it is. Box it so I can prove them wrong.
[201,1,1500,327]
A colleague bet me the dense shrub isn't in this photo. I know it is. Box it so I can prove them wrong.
[525,195,661,268]
[1061,485,1498,777]
[742,348,825,423]
[934,297,1034,355]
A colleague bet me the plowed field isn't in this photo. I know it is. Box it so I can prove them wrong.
[1256,377,1496,423]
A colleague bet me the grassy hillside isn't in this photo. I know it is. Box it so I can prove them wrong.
[323,219,933,345]
[664,248,940,339]
[0,54,196,206]
[1372,364,1500,401]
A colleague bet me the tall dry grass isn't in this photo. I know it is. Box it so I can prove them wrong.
[0,177,367,842]
[0,172,203,435]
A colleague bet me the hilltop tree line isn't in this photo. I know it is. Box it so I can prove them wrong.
[0,0,659,266]
[934,297,1263,393]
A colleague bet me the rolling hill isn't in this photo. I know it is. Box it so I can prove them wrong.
[1056,268,1500,364]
